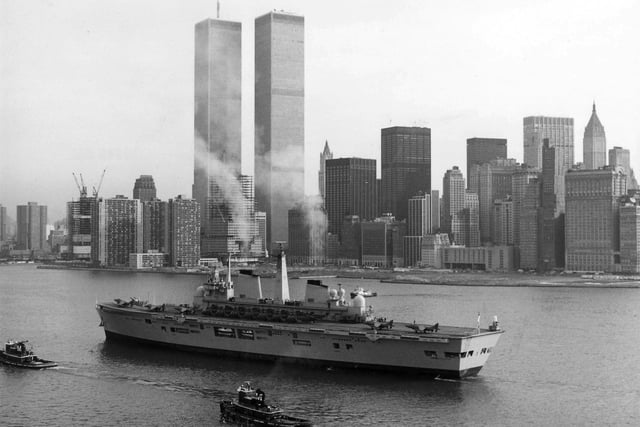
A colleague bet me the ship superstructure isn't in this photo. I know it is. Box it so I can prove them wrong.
[96,254,503,378]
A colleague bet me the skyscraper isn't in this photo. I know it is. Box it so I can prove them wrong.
[93,196,143,267]
[255,11,305,251]
[582,102,606,170]
[619,197,640,273]
[168,195,200,267]
[133,175,157,202]
[519,178,541,270]
[469,158,519,243]
[193,18,242,255]
[442,167,465,243]
[381,126,431,220]
[493,197,514,246]
[539,140,565,270]
[0,204,7,242]
[16,202,47,251]
[512,166,540,248]
[142,199,168,254]
[466,137,507,188]
[318,141,333,201]
[288,199,327,266]
[523,116,574,172]
[208,174,260,257]
[565,168,627,272]
[325,158,377,234]
[609,146,638,190]
[67,195,97,260]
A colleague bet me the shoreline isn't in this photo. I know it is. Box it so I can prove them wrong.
[31,263,640,288]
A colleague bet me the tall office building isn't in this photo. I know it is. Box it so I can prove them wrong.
[441,167,465,240]
[168,196,200,267]
[318,141,333,201]
[462,192,480,247]
[469,158,519,243]
[381,126,431,220]
[512,166,540,247]
[255,11,305,251]
[133,175,157,202]
[142,199,168,254]
[582,103,607,170]
[430,190,440,232]
[519,178,541,270]
[67,196,97,260]
[325,158,377,234]
[493,197,514,246]
[288,199,327,266]
[539,140,564,270]
[523,116,574,172]
[207,175,260,257]
[93,196,143,267]
[193,18,242,256]
[16,202,47,251]
[619,197,640,273]
[407,194,433,237]
[0,204,7,242]
[466,137,507,188]
[565,168,627,272]
[609,146,638,190]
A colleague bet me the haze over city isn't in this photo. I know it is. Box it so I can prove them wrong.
[2,0,639,221]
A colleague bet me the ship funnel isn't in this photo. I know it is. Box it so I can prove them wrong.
[276,252,290,302]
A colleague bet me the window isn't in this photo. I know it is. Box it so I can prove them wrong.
[238,329,255,340]
[460,352,467,358]
[468,350,474,357]
[145,319,151,324]
[346,344,353,350]
[214,327,236,338]
[444,352,460,359]
[424,350,437,359]
[333,343,340,349]
[293,339,311,346]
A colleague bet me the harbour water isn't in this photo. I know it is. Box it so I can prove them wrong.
[1,264,638,426]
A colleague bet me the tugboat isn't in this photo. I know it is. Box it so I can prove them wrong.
[0,340,57,369]
[220,382,312,426]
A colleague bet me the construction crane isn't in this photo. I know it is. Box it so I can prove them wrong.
[72,173,87,198]
[93,169,107,197]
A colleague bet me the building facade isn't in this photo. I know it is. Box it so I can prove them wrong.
[16,202,47,251]
[287,200,327,265]
[523,116,574,172]
[169,196,201,267]
[255,11,305,251]
[318,140,333,202]
[0,204,7,242]
[466,137,507,188]
[381,126,431,221]
[67,196,97,260]
[93,196,143,267]
[565,168,626,272]
[609,146,638,191]
[142,199,169,254]
[582,103,607,170]
[518,178,541,270]
[193,18,242,256]
[325,158,377,235]
[133,175,157,202]
[469,158,519,243]
[493,197,514,246]
[619,198,640,273]
[441,167,465,243]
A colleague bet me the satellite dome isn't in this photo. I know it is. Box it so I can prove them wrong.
[338,287,346,298]
[352,294,366,307]
[329,288,338,298]
[196,285,206,296]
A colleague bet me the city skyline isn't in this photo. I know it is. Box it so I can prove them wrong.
[2,0,640,222]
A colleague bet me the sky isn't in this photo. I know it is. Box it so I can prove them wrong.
[2,0,639,222]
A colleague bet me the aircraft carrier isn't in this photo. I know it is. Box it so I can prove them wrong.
[96,255,503,378]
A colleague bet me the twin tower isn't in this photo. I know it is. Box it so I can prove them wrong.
[193,12,305,256]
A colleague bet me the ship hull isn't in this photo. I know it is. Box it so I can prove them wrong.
[97,304,502,379]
